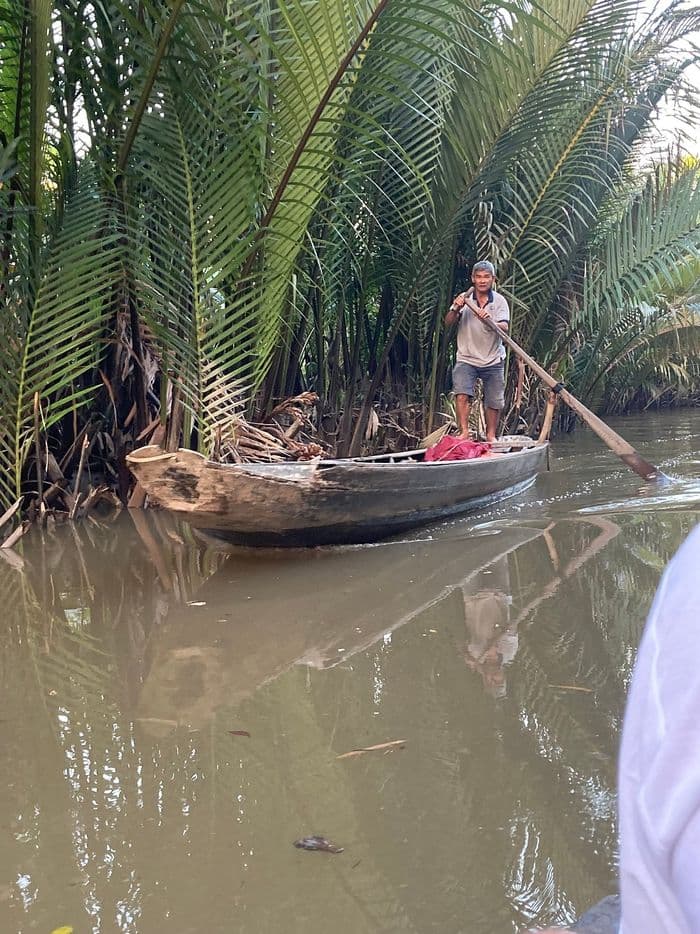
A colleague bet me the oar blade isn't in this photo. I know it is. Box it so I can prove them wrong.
[620,451,665,483]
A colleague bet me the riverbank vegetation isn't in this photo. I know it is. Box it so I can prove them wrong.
[1,0,699,513]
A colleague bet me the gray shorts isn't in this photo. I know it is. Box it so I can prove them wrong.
[452,362,505,409]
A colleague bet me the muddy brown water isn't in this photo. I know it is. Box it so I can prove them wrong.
[1,411,699,934]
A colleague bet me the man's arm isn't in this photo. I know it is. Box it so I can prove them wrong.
[496,294,510,332]
[445,291,469,327]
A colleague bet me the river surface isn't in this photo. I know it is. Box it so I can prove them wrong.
[1,410,699,934]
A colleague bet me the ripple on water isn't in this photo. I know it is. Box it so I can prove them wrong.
[576,476,700,516]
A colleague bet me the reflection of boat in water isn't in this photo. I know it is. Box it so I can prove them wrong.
[126,441,548,546]
[137,516,617,728]
[138,526,543,727]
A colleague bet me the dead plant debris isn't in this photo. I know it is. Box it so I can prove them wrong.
[293,836,344,854]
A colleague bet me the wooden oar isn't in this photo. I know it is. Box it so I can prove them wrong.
[464,299,662,481]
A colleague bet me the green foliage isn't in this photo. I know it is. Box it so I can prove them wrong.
[544,158,700,414]
[0,0,698,508]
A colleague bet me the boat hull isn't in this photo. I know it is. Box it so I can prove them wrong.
[126,443,549,546]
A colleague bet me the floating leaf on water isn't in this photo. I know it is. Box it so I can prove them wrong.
[294,836,343,854]
[336,739,406,759]
[549,684,594,694]
[51,927,74,934]
[227,730,251,737]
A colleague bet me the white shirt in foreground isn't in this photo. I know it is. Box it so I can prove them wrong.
[619,523,700,933]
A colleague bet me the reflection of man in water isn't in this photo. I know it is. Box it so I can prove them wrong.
[462,557,515,698]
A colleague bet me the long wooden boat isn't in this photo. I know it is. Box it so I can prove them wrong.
[126,439,548,546]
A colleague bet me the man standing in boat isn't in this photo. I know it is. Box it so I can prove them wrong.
[445,260,510,442]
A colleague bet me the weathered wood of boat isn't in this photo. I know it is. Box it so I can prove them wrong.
[126,439,548,546]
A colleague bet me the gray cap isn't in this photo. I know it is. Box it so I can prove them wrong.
[472,260,495,275]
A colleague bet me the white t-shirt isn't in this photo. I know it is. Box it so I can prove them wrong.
[619,523,700,933]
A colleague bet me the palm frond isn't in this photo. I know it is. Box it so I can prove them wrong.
[0,164,121,507]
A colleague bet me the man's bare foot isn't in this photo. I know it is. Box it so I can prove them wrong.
[485,435,497,443]
[459,430,471,439]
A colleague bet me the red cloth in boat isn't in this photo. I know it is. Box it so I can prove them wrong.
[424,436,491,462]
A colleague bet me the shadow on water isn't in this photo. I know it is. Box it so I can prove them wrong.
[0,411,699,933]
